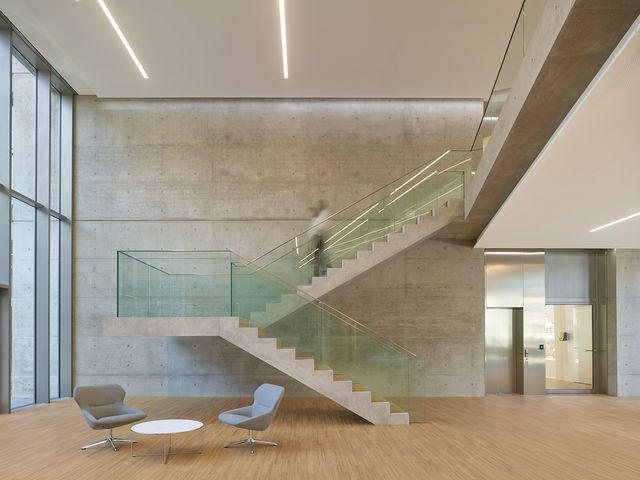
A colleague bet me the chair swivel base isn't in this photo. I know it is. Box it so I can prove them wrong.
[224,430,277,455]
[81,428,137,452]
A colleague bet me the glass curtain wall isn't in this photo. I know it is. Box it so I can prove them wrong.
[10,199,35,408]
[49,217,60,399]
[49,88,61,400]
[9,54,37,409]
[0,18,73,412]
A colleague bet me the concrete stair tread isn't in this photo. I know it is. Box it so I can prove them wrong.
[221,318,406,423]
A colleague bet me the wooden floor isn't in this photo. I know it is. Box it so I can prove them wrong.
[546,377,592,390]
[2,395,640,479]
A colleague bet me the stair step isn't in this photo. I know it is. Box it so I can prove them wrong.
[372,241,389,251]
[371,393,386,403]
[296,356,313,360]
[257,328,265,338]
[351,383,368,392]
[333,374,349,381]
[238,318,249,328]
[327,267,343,277]
[388,412,410,425]
[314,364,332,371]
[356,250,372,260]
[369,393,404,414]
[311,276,328,286]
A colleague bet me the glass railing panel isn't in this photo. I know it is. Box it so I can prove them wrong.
[243,150,469,292]
[264,297,413,416]
[117,251,151,317]
[471,0,546,172]
[230,257,423,420]
[117,249,426,420]
[118,251,232,317]
[408,356,425,423]
[230,261,290,320]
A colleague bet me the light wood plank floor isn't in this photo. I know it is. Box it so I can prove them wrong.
[546,377,592,390]
[1,395,640,479]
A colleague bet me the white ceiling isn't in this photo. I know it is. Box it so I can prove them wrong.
[0,0,521,98]
[476,25,640,249]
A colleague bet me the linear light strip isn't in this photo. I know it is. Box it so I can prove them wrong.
[279,0,289,79]
[589,211,640,233]
[324,202,380,244]
[391,150,450,195]
[97,0,148,79]
[388,171,438,205]
[298,248,318,264]
[439,158,471,174]
[325,220,369,252]
[484,251,544,256]
[298,253,318,268]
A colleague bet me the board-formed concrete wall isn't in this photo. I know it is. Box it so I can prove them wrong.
[323,238,485,396]
[608,249,640,396]
[73,96,482,396]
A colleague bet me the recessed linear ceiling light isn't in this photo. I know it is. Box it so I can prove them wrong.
[484,251,544,255]
[97,0,148,79]
[589,211,640,233]
[279,0,289,79]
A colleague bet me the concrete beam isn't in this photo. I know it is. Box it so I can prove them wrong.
[464,0,640,240]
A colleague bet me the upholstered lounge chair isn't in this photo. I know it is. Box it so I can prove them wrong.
[218,383,284,454]
[74,384,146,451]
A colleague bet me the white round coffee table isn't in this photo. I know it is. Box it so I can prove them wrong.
[131,419,204,463]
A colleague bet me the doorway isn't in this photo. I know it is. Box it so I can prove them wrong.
[544,305,593,392]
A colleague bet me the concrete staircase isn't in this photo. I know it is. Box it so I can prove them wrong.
[250,198,464,327]
[103,316,409,425]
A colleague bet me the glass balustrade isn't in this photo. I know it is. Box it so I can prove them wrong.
[242,150,470,290]
[470,1,547,172]
[117,249,425,422]
[115,148,483,423]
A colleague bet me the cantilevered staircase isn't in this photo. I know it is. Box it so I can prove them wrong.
[109,150,472,424]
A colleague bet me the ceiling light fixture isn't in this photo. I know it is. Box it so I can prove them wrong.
[484,251,544,255]
[279,0,289,78]
[97,0,148,79]
[589,211,640,233]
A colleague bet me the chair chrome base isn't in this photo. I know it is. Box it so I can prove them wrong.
[81,428,137,452]
[224,430,277,455]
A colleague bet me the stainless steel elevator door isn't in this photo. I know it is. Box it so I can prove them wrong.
[485,308,515,393]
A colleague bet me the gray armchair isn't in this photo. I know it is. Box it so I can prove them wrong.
[73,384,146,451]
[218,383,285,454]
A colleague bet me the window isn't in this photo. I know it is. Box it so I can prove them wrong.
[51,89,61,212]
[0,25,74,412]
[50,216,60,400]
[10,54,36,199]
[10,198,36,408]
